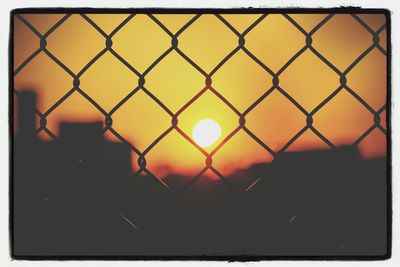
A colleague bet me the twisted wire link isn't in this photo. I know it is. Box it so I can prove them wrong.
[14,12,388,196]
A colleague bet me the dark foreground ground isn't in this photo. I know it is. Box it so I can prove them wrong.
[13,128,388,257]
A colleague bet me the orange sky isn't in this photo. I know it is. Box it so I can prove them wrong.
[13,13,387,178]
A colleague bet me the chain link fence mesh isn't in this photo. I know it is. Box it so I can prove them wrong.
[13,11,388,195]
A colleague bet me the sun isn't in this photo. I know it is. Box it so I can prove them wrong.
[192,119,222,148]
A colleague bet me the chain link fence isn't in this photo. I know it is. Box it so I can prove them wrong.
[13,11,388,196]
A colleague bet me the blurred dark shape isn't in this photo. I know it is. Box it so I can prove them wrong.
[13,90,388,257]
[16,91,36,139]
[14,91,137,256]
[59,121,104,142]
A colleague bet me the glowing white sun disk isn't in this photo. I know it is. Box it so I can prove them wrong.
[192,119,222,148]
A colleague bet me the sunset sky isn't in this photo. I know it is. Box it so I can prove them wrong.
[14,13,387,177]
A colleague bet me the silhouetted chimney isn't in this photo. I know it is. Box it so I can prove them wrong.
[17,91,37,138]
